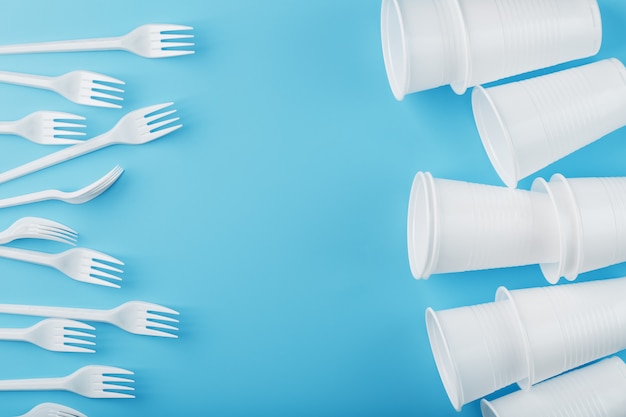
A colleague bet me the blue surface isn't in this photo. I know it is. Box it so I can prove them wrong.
[0,1,623,416]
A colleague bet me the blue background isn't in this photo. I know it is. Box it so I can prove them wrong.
[0,0,623,416]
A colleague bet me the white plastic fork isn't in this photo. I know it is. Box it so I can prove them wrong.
[0,165,123,208]
[0,111,86,145]
[0,217,77,245]
[0,70,124,108]
[0,24,194,58]
[0,301,179,338]
[0,365,134,398]
[0,246,124,288]
[0,103,180,184]
[0,318,94,353]
[14,402,87,417]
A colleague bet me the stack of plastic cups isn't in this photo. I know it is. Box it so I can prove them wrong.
[383,1,626,415]
[407,172,560,279]
[381,0,602,99]
[532,175,626,283]
[480,357,626,417]
[425,276,626,410]
[472,58,626,188]
[409,171,626,283]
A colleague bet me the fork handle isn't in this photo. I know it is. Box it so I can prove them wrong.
[0,246,56,268]
[0,133,111,185]
[0,37,122,55]
[0,327,26,342]
[0,189,60,208]
[0,121,18,135]
[0,304,107,322]
[0,70,52,90]
[0,375,64,391]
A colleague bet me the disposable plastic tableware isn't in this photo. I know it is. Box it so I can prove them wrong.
[13,402,87,417]
[0,111,86,145]
[0,318,94,353]
[0,301,179,338]
[531,174,626,283]
[407,171,560,279]
[0,217,77,245]
[473,58,626,187]
[381,0,601,99]
[0,165,123,208]
[0,365,134,398]
[0,24,195,58]
[409,172,626,283]
[0,103,180,184]
[481,357,626,417]
[0,246,123,288]
[0,70,124,108]
[425,276,626,410]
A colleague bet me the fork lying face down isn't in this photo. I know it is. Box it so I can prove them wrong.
[13,402,87,417]
[0,217,77,245]
[0,165,123,209]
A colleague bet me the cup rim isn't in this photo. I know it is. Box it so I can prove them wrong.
[425,307,465,411]
[381,0,409,100]
[479,398,502,417]
[495,286,533,389]
[472,85,521,188]
[407,171,438,279]
[532,174,583,282]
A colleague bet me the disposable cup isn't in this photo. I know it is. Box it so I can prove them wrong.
[480,357,626,417]
[426,276,626,410]
[407,172,559,279]
[497,277,626,386]
[409,172,626,282]
[380,0,467,99]
[425,300,526,411]
[532,175,626,282]
[381,0,602,99]
[473,58,626,188]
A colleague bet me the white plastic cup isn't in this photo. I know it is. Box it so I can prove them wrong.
[380,0,468,98]
[407,171,560,279]
[497,278,626,387]
[473,58,626,188]
[381,0,602,99]
[425,301,527,411]
[480,357,626,417]
[426,276,626,410]
[532,175,626,283]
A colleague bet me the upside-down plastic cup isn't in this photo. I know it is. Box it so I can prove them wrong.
[480,357,626,417]
[381,0,602,99]
[473,58,626,188]
[426,276,626,410]
[532,175,626,283]
[407,172,560,279]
